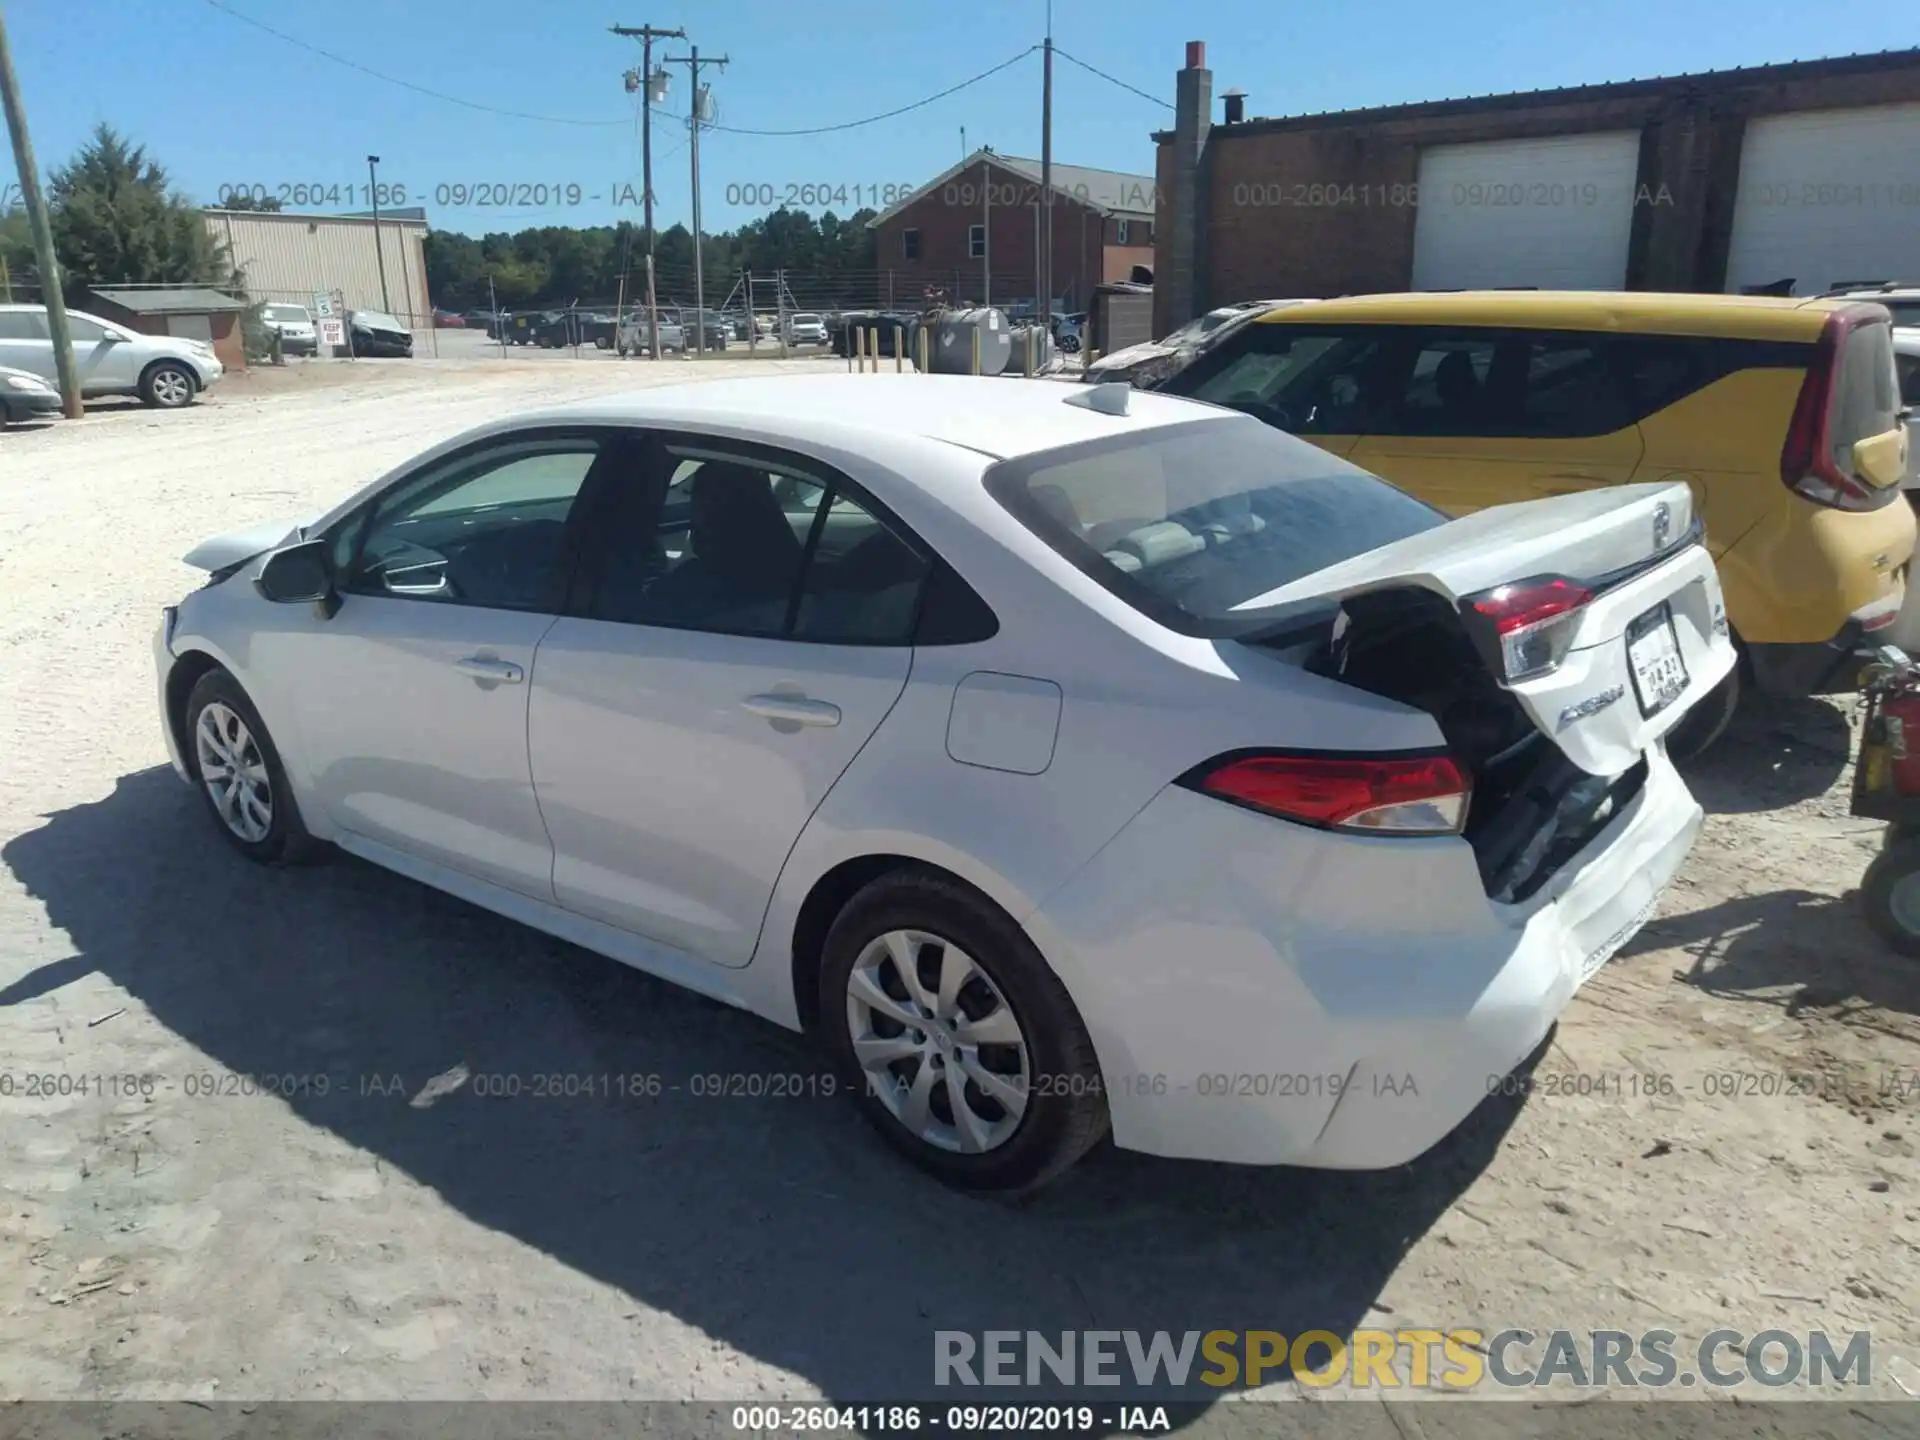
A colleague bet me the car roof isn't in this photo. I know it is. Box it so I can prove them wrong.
[519,373,1228,462]
[1250,289,1849,340]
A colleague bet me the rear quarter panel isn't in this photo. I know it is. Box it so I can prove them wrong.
[1637,367,1915,644]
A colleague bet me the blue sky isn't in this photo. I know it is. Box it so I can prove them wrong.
[6,0,1912,237]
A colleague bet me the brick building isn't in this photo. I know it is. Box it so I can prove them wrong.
[866,150,1156,311]
[1152,43,1920,336]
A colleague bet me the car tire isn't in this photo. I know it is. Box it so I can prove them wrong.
[139,361,198,409]
[819,869,1109,1194]
[182,668,324,866]
[1863,837,1920,958]
[1666,663,1740,763]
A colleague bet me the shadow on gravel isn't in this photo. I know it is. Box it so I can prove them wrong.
[1,766,1530,1417]
[1675,693,1853,816]
[1631,882,1920,1022]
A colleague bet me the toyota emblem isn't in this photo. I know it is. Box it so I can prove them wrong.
[1652,501,1672,550]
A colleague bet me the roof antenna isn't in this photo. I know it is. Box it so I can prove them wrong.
[1065,382,1130,416]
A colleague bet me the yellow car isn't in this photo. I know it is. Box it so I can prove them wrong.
[1162,290,1913,750]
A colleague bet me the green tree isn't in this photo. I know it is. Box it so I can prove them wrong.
[217,193,285,213]
[43,125,235,302]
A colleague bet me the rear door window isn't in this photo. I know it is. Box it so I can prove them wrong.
[1896,351,1920,408]
[0,311,49,340]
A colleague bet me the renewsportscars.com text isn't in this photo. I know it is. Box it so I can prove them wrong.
[934,1328,1872,1391]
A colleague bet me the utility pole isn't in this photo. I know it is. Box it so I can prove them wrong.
[613,23,684,360]
[663,45,726,356]
[367,155,392,314]
[1040,0,1054,324]
[0,11,80,417]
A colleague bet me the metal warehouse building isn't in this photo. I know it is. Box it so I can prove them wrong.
[203,207,432,325]
[1151,44,1920,334]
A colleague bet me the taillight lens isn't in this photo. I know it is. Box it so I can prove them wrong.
[1782,310,1898,512]
[1185,751,1471,835]
[1463,576,1594,682]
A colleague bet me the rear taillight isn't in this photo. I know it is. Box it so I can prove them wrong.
[1462,576,1594,683]
[1183,751,1471,835]
[1782,310,1897,511]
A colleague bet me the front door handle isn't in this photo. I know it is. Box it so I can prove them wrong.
[741,693,841,727]
[455,656,524,684]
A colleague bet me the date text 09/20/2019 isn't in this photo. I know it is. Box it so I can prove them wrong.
[214,181,922,212]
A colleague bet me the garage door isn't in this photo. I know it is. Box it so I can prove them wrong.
[1725,104,1920,295]
[1411,132,1641,291]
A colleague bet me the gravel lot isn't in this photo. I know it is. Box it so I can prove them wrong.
[4,351,1920,1420]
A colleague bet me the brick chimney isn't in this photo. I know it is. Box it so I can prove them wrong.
[1160,41,1213,337]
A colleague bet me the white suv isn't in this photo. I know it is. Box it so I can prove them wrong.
[0,303,224,408]
[1822,284,1920,330]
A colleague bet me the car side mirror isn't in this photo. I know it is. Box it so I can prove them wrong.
[256,539,335,605]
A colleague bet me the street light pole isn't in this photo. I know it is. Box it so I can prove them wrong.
[367,154,392,315]
[613,23,686,360]
[0,10,81,417]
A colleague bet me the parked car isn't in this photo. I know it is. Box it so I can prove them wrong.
[1052,312,1086,354]
[0,302,222,408]
[434,309,467,328]
[155,373,1730,1192]
[0,361,61,424]
[502,312,542,346]
[754,313,776,338]
[464,309,501,331]
[259,303,318,357]
[785,312,827,346]
[1898,327,1920,490]
[1157,290,1914,756]
[679,310,730,351]
[1821,283,1920,330]
[615,311,686,355]
[346,310,414,358]
[1085,299,1312,387]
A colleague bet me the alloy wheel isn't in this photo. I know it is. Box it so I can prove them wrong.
[194,701,274,843]
[845,929,1031,1154]
[151,366,193,407]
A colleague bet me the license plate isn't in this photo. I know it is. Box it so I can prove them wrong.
[1626,603,1689,716]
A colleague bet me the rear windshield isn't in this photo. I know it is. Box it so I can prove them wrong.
[791,314,821,324]
[982,417,1445,638]
[1884,301,1920,329]
[1831,318,1902,452]
[356,312,403,329]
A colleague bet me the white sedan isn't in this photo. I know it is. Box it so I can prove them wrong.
[154,374,1734,1192]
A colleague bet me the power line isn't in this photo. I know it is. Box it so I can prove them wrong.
[201,0,632,126]
[1051,46,1174,109]
[704,47,1040,134]
[202,1,1042,140]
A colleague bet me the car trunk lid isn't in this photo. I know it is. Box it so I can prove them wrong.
[1233,480,1737,776]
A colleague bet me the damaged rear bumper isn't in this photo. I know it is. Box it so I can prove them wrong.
[1024,745,1701,1169]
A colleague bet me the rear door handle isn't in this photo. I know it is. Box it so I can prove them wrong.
[455,656,524,684]
[741,693,841,727]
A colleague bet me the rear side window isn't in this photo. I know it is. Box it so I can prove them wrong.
[0,311,48,340]
[983,417,1445,639]
[1897,351,1920,409]
[1830,319,1902,451]
[1174,322,1813,441]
